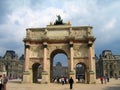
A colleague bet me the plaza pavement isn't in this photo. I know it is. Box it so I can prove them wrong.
[7,78,120,90]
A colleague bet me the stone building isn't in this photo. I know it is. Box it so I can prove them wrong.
[0,50,24,79]
[96,50,120,78]
[95,54,100,78]
[53,62,68,78]
[23,16,96,84]
[0,60,5,74]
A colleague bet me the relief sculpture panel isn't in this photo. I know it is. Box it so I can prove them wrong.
[74,45,88,57]
[74,46,81,57]
[80,49,88,57]
[30,45,43,57]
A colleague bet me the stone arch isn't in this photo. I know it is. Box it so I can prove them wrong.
[50,49,68,58]
[75,62,87,83]
[32,63,42,83]
[50,49,68,82]
[23,24,96,84]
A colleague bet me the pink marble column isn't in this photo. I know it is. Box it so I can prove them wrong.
[43,42,47,71]
[89,47,92,71]
[70,41,74,71]
[24,45,30,71]
[88,41,96,83]
[88,41,93,71]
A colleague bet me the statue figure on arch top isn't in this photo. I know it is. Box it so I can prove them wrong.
[54,15,64,25]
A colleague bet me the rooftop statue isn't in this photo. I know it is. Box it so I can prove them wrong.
[54,15,64,25]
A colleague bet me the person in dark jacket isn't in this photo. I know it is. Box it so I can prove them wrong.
[69,77,74,89]
[0,75,3,90]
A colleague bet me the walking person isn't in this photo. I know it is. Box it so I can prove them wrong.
[104,75,107,84]
[2,74,8,90]
[107,76,109,82]
[0,75,3,90]
[100,76,104,84]
[61,77,65,85]
[69,77,74,89]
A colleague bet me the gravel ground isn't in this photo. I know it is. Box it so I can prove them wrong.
[6,78,120,90]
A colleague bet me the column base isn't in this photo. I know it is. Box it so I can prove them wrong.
[88,71,96,84]
[22,71,31,83]
[41,71,48,84]
[69,71,76,83]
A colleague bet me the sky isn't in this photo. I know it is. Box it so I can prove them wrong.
[0,0,120,58]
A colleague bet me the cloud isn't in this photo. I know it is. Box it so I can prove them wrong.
[0,0,10,24]
[0,0,120,57]
[8,7,66,27]
[104,18,116,30]
[0,2,67,56]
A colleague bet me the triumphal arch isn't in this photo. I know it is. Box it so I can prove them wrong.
[22,16,96,84]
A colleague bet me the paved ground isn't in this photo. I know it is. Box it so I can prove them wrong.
[6,78,120,90]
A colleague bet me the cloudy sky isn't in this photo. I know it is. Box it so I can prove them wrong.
[0,0,120,58]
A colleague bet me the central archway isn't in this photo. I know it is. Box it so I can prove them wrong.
[50,49,68,83]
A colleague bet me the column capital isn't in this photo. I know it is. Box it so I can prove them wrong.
[43,42,47,48]
[25,45,30,49]
[88,41,93,47]
[69,41,73,47]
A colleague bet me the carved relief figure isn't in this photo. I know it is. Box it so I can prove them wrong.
[74,47,81,57]
[30,46,42,57]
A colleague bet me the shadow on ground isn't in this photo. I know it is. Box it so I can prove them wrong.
[8,79,22,83]
[104,85,120,90]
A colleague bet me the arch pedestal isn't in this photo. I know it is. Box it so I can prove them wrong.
[22,71,31,83]
[41,71,49,84]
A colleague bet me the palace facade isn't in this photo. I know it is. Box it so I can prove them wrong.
[0,50,24,79]
[96,50,120,78]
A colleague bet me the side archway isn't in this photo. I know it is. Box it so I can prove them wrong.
[32,63,42,83]
[75,62,87,83]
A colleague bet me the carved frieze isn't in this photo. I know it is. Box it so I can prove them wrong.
[28,30,44,40]
[47,30,69,37]
[25,26,95,43]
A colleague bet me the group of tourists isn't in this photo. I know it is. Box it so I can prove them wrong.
[53,76,68,84]
[53,76,74,89]
[0,74,8,90]
[100,75,109,84]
